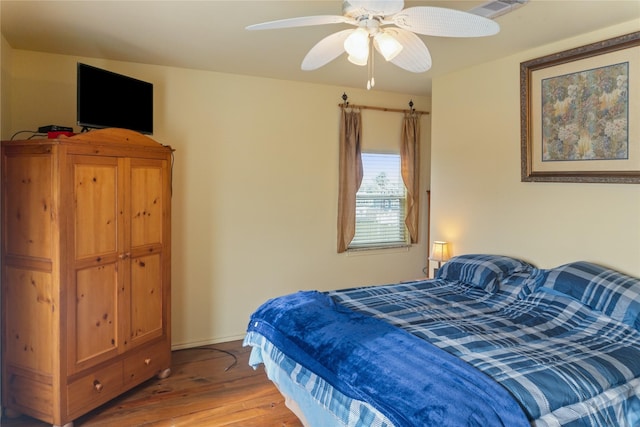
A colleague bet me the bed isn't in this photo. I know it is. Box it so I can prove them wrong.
[243,254,640,426]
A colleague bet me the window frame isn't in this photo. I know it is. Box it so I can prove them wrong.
[348,152,409,251]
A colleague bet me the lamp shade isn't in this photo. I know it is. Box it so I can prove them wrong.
[374,31,403,61]
[347,53,369,66]
[429,241,450,263]
[344,28,369,66]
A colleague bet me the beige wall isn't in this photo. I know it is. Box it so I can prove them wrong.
[3,50,431,347]
[431,20,640,277]
[1,34,11,138]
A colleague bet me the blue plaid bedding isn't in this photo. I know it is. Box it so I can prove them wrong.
[245,331,395,427]
[245,255,640,426]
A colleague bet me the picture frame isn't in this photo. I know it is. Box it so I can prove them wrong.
[520,31,640,183]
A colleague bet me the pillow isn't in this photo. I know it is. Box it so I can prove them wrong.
[501,268,547,299]
[541,261,640,331]
[436,254,535,293]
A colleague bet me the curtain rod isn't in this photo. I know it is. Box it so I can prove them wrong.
[338,93,429,115]
[338,103,429,115]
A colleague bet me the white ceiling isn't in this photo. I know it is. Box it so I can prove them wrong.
[2,1,639,96]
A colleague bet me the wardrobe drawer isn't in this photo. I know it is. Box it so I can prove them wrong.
[124,341,171,386]
[67,361,124,418]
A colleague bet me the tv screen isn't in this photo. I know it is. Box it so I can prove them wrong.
[77,63,153,134]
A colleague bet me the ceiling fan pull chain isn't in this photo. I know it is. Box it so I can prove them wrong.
[367,39,375,90]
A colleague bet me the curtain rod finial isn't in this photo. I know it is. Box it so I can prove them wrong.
[342,92,349,106]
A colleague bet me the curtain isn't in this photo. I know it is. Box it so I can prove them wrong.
[400,113,420,243]
[337,108,363,253]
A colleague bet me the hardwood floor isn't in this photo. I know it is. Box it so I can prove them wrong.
[2,340,304,427]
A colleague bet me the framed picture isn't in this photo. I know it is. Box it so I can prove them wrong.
[520,31,640,183]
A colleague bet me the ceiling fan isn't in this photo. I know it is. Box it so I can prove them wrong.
[246,0,500,89]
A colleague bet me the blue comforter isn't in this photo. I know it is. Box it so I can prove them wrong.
[247,290,529,427]
[329,273,640,426]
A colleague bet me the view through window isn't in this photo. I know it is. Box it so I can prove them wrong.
[350,153,407,249]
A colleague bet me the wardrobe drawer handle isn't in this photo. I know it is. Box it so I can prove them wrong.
[144,358,152,366]
[93,379,104,392]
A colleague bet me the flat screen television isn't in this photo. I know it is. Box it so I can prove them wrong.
[77,63,153,134]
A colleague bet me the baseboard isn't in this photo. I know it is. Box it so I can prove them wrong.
[171,334,247,351]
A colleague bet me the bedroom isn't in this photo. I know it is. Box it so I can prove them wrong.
[1,0,639,425]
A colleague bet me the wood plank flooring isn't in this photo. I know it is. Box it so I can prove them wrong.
[1,340,304,427]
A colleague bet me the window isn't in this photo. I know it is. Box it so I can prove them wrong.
[350,153,407,249]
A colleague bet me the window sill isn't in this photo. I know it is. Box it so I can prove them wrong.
[346,244,411,256]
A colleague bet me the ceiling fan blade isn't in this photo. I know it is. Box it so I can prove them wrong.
[382,28,432,73]
[390,6,500,37]
[301,29,354,71]
[343,0,404,18]
[246,15,354,31]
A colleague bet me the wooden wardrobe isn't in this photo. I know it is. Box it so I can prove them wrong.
[1,128,173,426]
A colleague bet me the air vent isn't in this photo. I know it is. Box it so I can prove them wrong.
[469,0,529,18]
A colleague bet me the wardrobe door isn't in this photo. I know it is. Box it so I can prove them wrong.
[68,156,123,373]
[126,158,170,349]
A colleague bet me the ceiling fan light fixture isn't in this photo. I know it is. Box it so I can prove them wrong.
[347,53,369,66]
[374,31,403,61]
[248,0,505,86]
[344,27,370,65]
